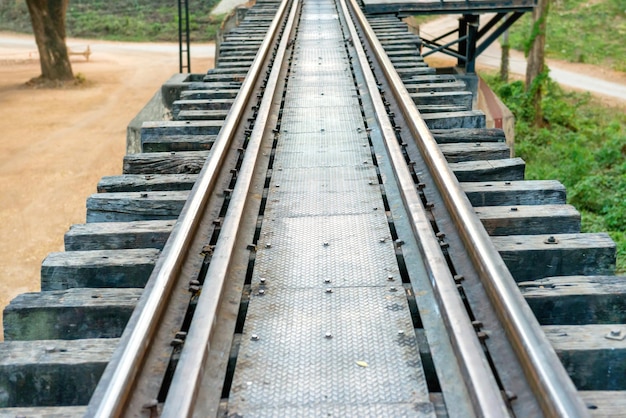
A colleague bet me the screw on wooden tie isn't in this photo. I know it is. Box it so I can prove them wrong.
[544,236,559,245]
[605,329,626,341]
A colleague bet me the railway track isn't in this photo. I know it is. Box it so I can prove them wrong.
[1,0,624,416]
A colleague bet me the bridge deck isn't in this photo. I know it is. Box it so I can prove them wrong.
[227,0,434,414]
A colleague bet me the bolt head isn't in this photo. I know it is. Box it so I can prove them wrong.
[251,334,260,341]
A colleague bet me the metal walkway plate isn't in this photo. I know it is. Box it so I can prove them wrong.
[228,0,434,414]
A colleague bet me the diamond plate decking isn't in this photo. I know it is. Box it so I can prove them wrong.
[228,0,434,415]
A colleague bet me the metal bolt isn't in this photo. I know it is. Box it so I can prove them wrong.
[387,275,394,281]
[140,193,148,198]
[605,329,626,340]
[544,236,558,245]
[260,278,266,284]
[324,278,331,283]
[258,289,265,295]
[251,334,260,341]
[454,275,465,283]
[379,238,386,243]
[325,288,333,293]
[265,243,272,249]
[389,287,397,292]
[325,332,333,339]
[511,207,518,212]
[323,242,329,247]
[398,330,405,335]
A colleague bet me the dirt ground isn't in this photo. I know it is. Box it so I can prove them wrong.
[0,32,215,338]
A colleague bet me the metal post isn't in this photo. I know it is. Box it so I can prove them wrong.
[178,0,191,73]
[465,15,479,73]
[185,0,191,73]
[457,15,467,68]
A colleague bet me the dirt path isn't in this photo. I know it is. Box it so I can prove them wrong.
[0,32,215,338]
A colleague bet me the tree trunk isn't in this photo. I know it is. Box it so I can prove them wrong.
[500,30,509,82]
[525,0,550,125]
[26,0,73,81]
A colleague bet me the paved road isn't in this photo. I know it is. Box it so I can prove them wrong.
[419,15,626,103]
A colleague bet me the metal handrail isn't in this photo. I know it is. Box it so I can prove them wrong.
[346,0,589,416]
[86,0,292,415]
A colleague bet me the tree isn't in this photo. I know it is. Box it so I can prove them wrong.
[500,30,509,82]
[525,0,550,126]
[26,0,74,82]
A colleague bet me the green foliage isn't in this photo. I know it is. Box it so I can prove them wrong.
[0,0,226,42]
[509,0,626,71]
[484,73,626,273]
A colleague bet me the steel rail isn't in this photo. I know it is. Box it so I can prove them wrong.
[346,1,590,417]
[338,0,508,416]
[161,0,299,415]
[86,0,293,415]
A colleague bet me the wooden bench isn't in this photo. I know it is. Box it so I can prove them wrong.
[69,45,91,61]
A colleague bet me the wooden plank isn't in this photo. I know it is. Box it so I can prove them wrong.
[493,233,616,282]
[404,81,467,93]
[64,220,174,251]
[462,180,567,206]
[431,128,506,143]
[544,324,626,390]
[179,89,240,100]
[579,391,626,417]
[142,134,217,152]
[0,338,116,407]
[175,109,230,121]
[86,190,189,222]
[422,111,486,129]
[0,406,86,417]
[3,288,140,340]
[476,204,580,236]
[140,120,223,137]
[521,276,626,325]
[172,99,235,117]
[439,142,510,162]
[123,151,209,174]
[411,91,473,109]
[42,248,159,290]
[416,105,468,114]
[97,174,197,193]
[450,157,525,182]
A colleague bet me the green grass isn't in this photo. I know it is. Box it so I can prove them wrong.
[0,0,225,42]
[508,0,626,71]
[484,73,626,273]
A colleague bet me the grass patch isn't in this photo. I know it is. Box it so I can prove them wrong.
[508,0,626,71]
[0,0,225,42]
[484,72,626,273]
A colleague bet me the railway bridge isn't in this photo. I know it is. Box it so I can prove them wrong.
[0,0,624,416]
